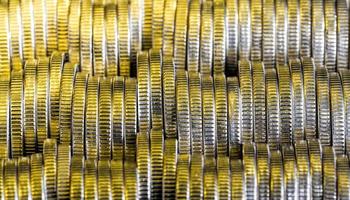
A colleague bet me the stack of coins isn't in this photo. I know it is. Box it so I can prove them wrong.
[2,0,350,76]
[2,0,350,198]
[0,138,348,199]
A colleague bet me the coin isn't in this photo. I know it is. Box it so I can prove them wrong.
[201,74,216,157]
[263,0,276,68]
[187,0,201,72]
[112,76,125,159]
[33,0,46,57]
[316,65,331,146]
[227,76,242,158]
[312,0,325,66]
[84,159,98,199]
[176,70,191,154]
[162,56,176,138]
[266,68,281,148]
[105,3,119,76]
[243,143,258,199]
[203,157,218,200]
[111,159,124,199]
[275,0,288,65]
[214,72,228,155]
[68,0,81,64]
[18,157,30,199]
[45,0,58,55]
[137,51,151,132]
[336,0,349,70]
[256,143,270,199]
[10,70,24,158]
[80,0,93,73]
[99,78,113,160]
[20,0,35,59]
[85,76,99,159]
[281,144,298,199]
[287,0,300,59]
[36,58,50,152]
[277,64,293,143]
[163,138,177,199]
[59,63,78,144]
[152,0,164,49]
[252,61,266,143]
[225,0,238,75]
[336,155,350,199]
[250,0,262,61]
[307,139,323,199]
[339,69,350,154]
[124,77,137,159]
[325,0,337,72]
[238,60,253,142]
[150,128,164,199]
[124,161,138,199]
[142,0,153,49]
[173,0,188,70]
[57,144,71,199]
[230,159,245,199]
[137,132,151,199]
[299,0,312,57]
[118,0,131,76]
[70,156,84,199]
[72,72,88,157]
[57,0,69,52]
[329,72,346,155]
[238,0,251,59]
[217,156,231,199]
[162,0,177,56]
[98,160,112,199]
[92,4,106,76]
[301,57,317,139]
[189,153,203,199]
[294,140,311,199]
[49,52,67,140]
[213,0,226,73]
[176,154,190,199]
[24,60,37,155]
[200,1,213,74]
[4,159,17,199]
[31,154,44,199]
[269,150,284,199]
[322,146,337,199]
[188,71,202,154]
[150,49,163,129]
[43,139,58,199]
[8,0,23,62]
[289,59,305,140]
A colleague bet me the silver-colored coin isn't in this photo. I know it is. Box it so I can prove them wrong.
[176,70,191,154]
[316,65,331,146]
[312,0,325,66]
[238,0,251,59]
[336,155,350,200]
[275,0,288,65]
[188,71,203,154]
[150,49,163,129]
[339,69,350,155]
[250,0,262,61]
[227,76,242,158]
[252,61,266,143]
[256,143,270,199]
[336,0,349,70]
[226,0,239,75]
[238,60,253,142]
[187,0,201,72]
[322,146,337,199]
[301,57,317,139]
[299,0,312,57]
[213,0,226,73]
[201,74,216,157]
[200,1,213,74]
[270,149,284,199]
[263,0,276,68]
[329,72,346,155]
[243,142,257,200]
[325,0,337,72]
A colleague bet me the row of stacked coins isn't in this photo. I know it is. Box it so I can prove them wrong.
[0,137,349,199]
[3,52,350,158]
[2,0,350,76]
